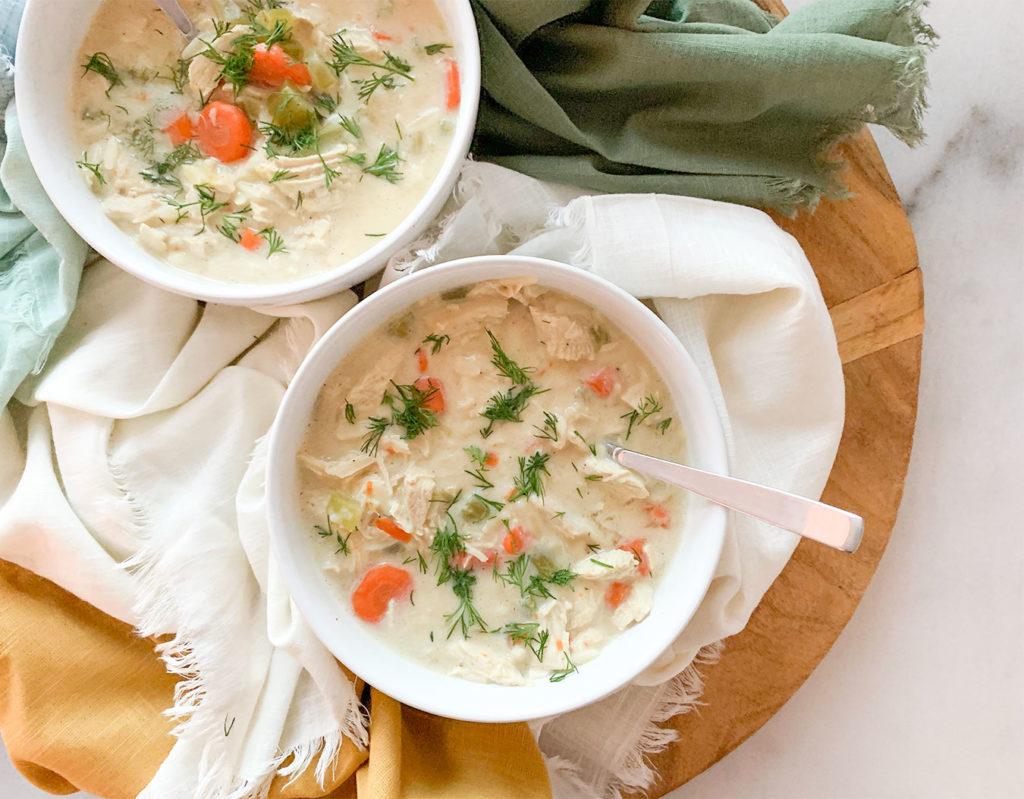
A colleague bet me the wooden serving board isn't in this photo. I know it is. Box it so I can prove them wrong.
[645,2,925,787]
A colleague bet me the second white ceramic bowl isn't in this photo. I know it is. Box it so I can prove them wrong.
[15,0,480,305]
[266,255,728,722]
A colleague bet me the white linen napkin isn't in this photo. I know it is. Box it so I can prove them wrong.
[0,161,843,798]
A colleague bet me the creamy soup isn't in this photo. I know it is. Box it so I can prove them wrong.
[72,0,457,283]
[297,278,689,685]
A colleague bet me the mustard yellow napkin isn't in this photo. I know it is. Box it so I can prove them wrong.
[0,560,551,799]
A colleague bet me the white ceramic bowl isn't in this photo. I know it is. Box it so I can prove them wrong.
[15,0,480,306]
[267,255,728,722]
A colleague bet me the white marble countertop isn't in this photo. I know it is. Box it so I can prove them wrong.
[3,0,1021,797]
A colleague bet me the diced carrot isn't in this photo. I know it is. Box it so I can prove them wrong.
[414,376,445,412]
[618,538,650,576]
[371,28,393,41]
[415,347,429,374]
[646,503,670,528]
[555,639,564,652]
[444,59,460,110]
[287,61,311,86]
[249,43,312,88]
[351,564,413,623]
[484,451,499,468]
[453,549,497,570]
[164,113,193,146]
[605,582,631,609]
[365,480,374,495]
[195,101,252,163]
[584,366,617,398]
[239,227,262,251]
[502,525,532,555]
[374,516,412,543]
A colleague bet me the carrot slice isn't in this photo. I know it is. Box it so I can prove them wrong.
[502,525,531,555]
[374,516,412,543]
[351,565,413,623]
[164,113,193,146]
[618,538,650,576]
[415,347,429,374]
[444,59,460,110]
[605,582,631,609]
[249,43,312,88]
[584,366,617,398]
[196,101,252,163]
[239,228,262,251]
[646,503,670,528]
[414,377,445,412]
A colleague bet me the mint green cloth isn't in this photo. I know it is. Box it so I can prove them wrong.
[0,3,89,408]
[471,0,936,212]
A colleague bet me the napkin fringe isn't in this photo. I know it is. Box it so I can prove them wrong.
[772,0,936,216]
[551,641,723,799]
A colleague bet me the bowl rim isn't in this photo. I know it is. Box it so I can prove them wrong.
[14,0,481,306]
[266,255,729,722]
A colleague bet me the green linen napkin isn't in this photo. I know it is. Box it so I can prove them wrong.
[471,0,936,212]
[0,0,89,408]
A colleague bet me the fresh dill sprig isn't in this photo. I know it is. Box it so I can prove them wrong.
[161,183,226,233]
[344,400,356,424]
[589,558,613,568]
[422,333,450,354]
[573,430,598,457]
[314,514,352,555]
[82,52,121,95]
[429,513,467,585]
[444,567,487,639]
[315,93,338,114]
[269,168,297,183]
[620,395,663,440]
[362,143,403,183]
[464,468,494,491]
[545,568,577,587]
[360,415,390,456]
[76,158,105,185]
[472,493,504,513]
[258,227,287,257]
[463,445,488,467]
[657,417,673,434]
[212,19,233,40]
[500,622,548,662]
[510,452,551,502]
[383,380,439,440]
[329,35,414,80]
[549,652,578,683]
[197,19,291,95]
[498,553,531,596]
[479,383,546,438]
[216,204,252,242]
[160,57,192,93]
[338,114,362,138]
[355,71,396,102]
[424,43,451,55]
[584,474,603,482]
[533,411,559,442]
[139,142,200,190]
[486,329,533,385]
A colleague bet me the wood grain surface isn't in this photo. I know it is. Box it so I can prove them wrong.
[644,124,924,794]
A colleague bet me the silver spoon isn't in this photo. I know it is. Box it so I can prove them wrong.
[606,443,863,553]
[154,0,197,40]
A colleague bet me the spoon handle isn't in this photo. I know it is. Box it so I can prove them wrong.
[607,444,863,553]
[154,0,196,39]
